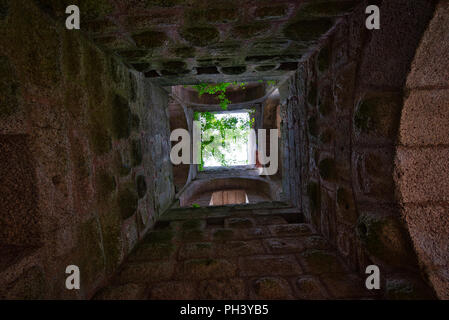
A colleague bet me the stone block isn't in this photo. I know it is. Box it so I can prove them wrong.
[268,224,314,237]
[252,277,293,299]
[299,250,346,274]
[399,90,449,146]
[117,261,175,284]
[215,240,265,257]
[178,242,214,260]
[396,147,449,203]
[264,238,305,254]
[239,255,302,277]
[295,276,329,300]
[320,273,373,299]
[180,258,237,280]
[198,278,247,299]
[149,281,197,300]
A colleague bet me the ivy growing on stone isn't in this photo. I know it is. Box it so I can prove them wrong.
[192,82,246,110]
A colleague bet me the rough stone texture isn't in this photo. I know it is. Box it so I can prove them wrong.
[395,1,449,299]
[29,0,359,85]
[0,0,446,301]
[281,0,439,300]
[396,147,449,203]
[0,135,40,246]
[96,205,374,299]
[406,1,449,89]
[0,0,175,299]
[399,90,449,146]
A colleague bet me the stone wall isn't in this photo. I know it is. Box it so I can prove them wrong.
[395,1,449,299]
[282,0,438,298]
[0,0,174,299]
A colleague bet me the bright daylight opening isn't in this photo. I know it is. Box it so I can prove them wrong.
[196,111,253,169]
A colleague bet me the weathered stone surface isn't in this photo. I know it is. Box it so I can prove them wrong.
[255,216,288,226]
[179,242,214,260]
[95,283,147,300]
[149,281,197,300]
[225,217,255,228]
[356,213,416,267]
[299,250,346,274]
[2,266,46,300]
[253,277,293,299]
[399,90,449,146]
[180,258,237,280]
[0,56,19,118]
[264,238,305,254]
[216,240,265,257]
[198,278,247,299]
[129,241,176,262]
[239,255,302,277]
[385,276,435,300]
[268,224,313,237]
[117,261,175,284]
[295,276,328,300]
[320,273,373,299]
[406,1,449,88]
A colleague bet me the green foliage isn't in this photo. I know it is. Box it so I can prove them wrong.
[192,204,200,208]
[195,111,254,169]
[193,82,246,110]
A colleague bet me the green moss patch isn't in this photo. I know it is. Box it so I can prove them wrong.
[354,96,402,136]
[356,213,415,266]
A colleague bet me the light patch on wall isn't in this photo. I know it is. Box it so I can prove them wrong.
[210,189,249,206]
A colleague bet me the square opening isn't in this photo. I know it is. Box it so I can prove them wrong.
[195,110,254,169]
